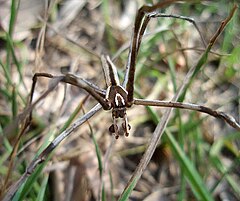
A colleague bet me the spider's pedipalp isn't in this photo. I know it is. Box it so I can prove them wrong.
[122,115,131,137]
[108,115,131,139]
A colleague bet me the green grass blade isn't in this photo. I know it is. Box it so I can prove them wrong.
[13,137,53,200]
[36,174,49,201]
[109,171,115,201]
[6,0,18,74]
[178,50,208,102]
[8,0,18,37]
[87,116,105,200]
[166,130,214,201]
[91,132,103,175]
[11,84,17,118]
[0,59,12,85]
[143,105,214,200]
[168,57,187,201]
[210,155,240,196]
[118,178,138,201]
[5,33,24,86]
[102,184,106,201]
[210,132,240,196]
[12,108,82,199]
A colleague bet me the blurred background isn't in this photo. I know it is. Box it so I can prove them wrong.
[0,0,239,200]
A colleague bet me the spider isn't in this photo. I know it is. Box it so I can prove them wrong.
[28,3,239,139]
[3,2,239,200]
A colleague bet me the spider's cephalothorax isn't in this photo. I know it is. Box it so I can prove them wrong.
[101,55,131,138]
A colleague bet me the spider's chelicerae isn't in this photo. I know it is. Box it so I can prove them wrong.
[3,1,239,200]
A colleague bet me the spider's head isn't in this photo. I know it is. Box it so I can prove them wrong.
[106,85,131,138]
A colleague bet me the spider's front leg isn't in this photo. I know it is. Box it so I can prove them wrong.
[125,2,206,104]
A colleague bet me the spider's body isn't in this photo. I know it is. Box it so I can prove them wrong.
[103,56,131,138]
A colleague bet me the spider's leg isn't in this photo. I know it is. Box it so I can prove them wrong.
[125,2,205,105]
[101,55,120,87]
[3,73,64,136]
[67,73,106,96]
[29,73,60,120]
[149,13,206,47]
[134,98,240,131]
[31,73,110,112]
[30,73,54,105]
[62,73,111,110]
